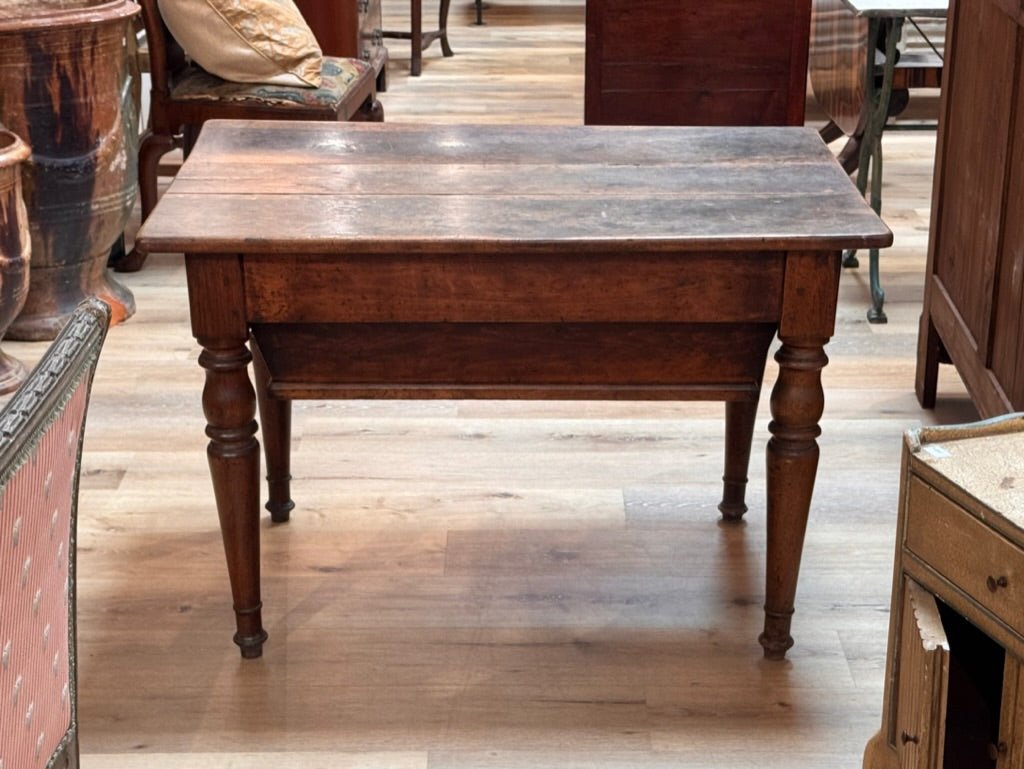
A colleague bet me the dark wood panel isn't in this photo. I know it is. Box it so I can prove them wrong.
[243,252,785,324]
[931,0,1016,351]
[252,322,778,395]
[293,0,359,55]
[991,50,1024,404]
[584,0,812,126]
[917,0,1024,418]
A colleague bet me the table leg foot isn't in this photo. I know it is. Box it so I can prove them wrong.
[235,627,269,659]
[759,608,795,660]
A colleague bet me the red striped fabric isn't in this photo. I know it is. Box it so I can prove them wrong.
[0,380,88,769]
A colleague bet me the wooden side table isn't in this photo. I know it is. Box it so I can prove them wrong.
[136,121,892,661]
[864,413,1024,769]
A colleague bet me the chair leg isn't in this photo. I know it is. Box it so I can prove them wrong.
[112,127,177,273]
[439,0,453,57]
[355,95,385,122]
[138,128,177,224]
[818,120,844,144]
[411,0,422,76]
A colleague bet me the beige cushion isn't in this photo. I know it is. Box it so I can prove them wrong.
[157,0,323,88]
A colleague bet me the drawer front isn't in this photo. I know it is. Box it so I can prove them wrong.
[904,475,1024,630]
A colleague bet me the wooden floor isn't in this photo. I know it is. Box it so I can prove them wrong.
[6,2,981,767]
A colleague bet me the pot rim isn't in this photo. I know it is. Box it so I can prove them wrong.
[0,129,31,166]
[0,0,139,33]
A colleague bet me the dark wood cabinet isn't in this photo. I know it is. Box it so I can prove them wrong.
[293,0,388,91]
[583,0,812,126]
[915,0,1024,418]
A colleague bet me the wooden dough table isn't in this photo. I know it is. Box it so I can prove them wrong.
[137,120,892,660]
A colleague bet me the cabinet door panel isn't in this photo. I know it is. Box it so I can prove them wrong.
[896,579,950,769]
[992,44,1024,405]
[931,0,1016,351]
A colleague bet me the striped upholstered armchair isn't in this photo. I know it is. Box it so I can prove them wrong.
[0,298,110,769]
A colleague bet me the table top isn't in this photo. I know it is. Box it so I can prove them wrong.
[840,0,948,18]
[911,415,1024,526]
[138,121,893,257]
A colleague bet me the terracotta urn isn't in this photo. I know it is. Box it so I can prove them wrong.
[0,0,139,340]
[0,127,31,393]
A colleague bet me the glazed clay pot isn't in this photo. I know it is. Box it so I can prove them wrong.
[0,0,139,341]
[0,128,31,393]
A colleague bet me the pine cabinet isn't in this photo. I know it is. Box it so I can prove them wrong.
[864,414,1024,769]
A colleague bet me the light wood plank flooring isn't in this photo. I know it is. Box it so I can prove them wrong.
[6,2,979,766]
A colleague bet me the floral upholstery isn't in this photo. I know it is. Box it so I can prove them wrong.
[0,299,110,769]
[171,55,372,109]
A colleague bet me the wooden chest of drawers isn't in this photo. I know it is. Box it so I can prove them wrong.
[293,0,388,91]
[864,414,1024,769]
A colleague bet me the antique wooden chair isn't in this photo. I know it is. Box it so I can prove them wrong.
[113,0,384,273]
[382,0,454,76]
[0,298,111,769]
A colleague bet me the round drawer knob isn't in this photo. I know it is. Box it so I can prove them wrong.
[901,732,919,745]
[987,575,1009,592]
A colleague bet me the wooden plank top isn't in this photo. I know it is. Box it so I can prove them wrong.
[910,415,1024,531]
[137,121,893,256]
[840,0,948,18]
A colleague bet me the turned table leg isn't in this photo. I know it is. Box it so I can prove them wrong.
[760,339,828,659]
[720,399,758,521]
[199,340,268,658]
[252,339,294,523]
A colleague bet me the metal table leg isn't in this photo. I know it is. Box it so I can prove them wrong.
[845,16,903,324]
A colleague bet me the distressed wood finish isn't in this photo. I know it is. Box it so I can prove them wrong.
[584,0,813,126]
[138,120,891,661]
[0,0,138,340]
[916,0,1024,417]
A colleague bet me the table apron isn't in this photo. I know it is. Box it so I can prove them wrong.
[251,320,778,402]
[242,251,786,324]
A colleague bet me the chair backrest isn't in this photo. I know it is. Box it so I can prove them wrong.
[0,298,111,769]
[808,0,870,137]
[134,0,189,100]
